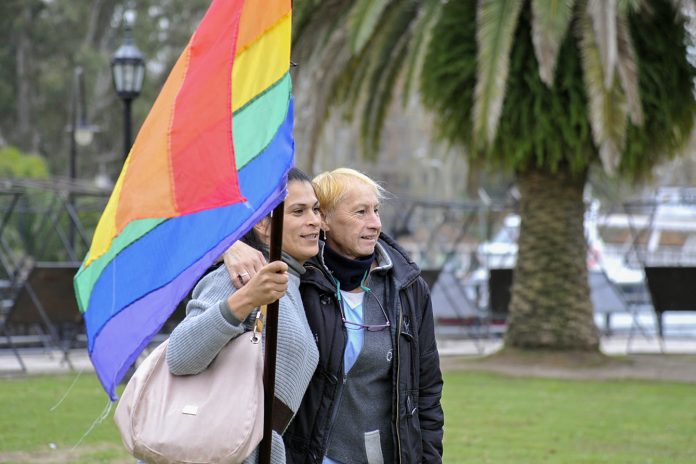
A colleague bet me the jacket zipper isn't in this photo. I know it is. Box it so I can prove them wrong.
[323,371,346,457]
[393,275,419,463]
[395,306,403,463]
[320,294,348,460]
[305,262,351,461]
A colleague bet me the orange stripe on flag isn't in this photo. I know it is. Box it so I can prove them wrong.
[236,0,291,54]
[170,0,246,214]
[114,49,189,231]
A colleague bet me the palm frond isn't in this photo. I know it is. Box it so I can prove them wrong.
[531,0,576,86]
[473,0,525,148]
[293,0,353,65]
[616,11,644,125]
[402,0,442,105]
[292,1,353,169]
[293,0,325,40]
[671,0,695,11]
[358,2,420,159]
[340,51,373,120]
[296,45,353,169]
[348,0,392,54]
[579,2,628,174]
[587,0,618,89]
[617,0,645,12]
[421,0,478,151]
[294,0,420,163]
[621,0,695,178]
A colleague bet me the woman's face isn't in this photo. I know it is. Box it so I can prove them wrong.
[281,180,321,264]
[323,182,381,259]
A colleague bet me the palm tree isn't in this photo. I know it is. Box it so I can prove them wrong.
[291,0,695,351]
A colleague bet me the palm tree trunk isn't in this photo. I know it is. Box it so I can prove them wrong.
[504,168,599,350]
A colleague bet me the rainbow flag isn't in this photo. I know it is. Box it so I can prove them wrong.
[74,0,294,400]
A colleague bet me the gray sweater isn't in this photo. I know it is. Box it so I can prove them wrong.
[166,260,319,464]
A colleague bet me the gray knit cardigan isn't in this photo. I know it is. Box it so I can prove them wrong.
[166,261,319,464]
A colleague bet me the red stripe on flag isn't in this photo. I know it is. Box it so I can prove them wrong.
[169,0,246,214]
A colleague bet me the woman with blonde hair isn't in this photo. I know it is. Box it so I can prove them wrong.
[226,168,444,464]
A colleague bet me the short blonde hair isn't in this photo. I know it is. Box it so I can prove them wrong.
[312,168,386,214]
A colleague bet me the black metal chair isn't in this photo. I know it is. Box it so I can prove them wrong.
[643,266,696,339]
[488,268,512,324]
[0,262,82,370]
[420,268,442,289]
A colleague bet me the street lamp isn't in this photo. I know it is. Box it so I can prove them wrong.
[111,22,145,161]
[68,66,96,258]
[69,67,96,181]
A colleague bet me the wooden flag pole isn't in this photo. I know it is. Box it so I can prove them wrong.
[259,201,284,464]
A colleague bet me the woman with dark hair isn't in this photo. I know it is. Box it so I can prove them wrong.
[165,168,322,463]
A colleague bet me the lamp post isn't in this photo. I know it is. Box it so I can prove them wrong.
[69,67,95,181]
[68,67,96,257]
[111,23,145,161]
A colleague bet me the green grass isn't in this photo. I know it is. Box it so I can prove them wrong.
[0,373,130,463]
[1,371,695,463]
[442,371,696,463]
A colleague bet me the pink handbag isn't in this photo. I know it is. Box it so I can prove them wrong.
[114,333,264,464]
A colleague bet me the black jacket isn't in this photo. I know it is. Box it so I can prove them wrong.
[284,233,444,463]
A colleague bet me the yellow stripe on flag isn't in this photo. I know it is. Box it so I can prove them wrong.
[236,0,290,54]
[84,156,131,267]
[232,13,290,112]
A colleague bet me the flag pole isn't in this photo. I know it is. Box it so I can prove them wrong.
[259,201,284,464]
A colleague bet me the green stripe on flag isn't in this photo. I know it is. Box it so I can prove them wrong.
[233,72,291,169]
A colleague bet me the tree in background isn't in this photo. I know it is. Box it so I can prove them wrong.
[292,0,695,351]
[0,0,210,179]
[0,146,49,178]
